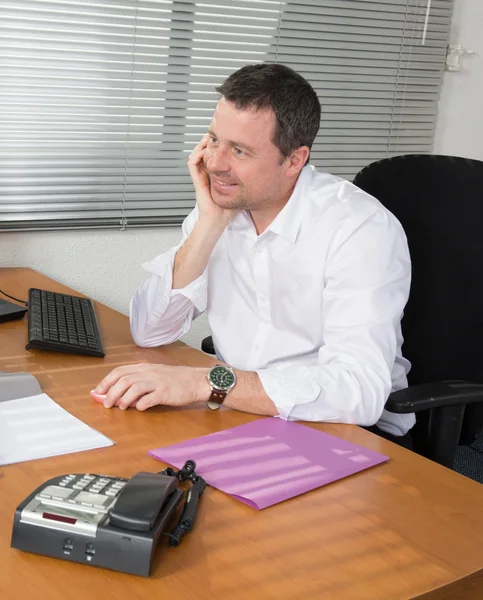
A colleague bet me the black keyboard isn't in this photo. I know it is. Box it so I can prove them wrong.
[26,288,105,358]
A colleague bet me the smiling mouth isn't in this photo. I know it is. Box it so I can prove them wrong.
[212,178,238,187]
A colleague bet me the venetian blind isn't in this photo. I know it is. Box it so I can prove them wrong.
[0,0,453,230]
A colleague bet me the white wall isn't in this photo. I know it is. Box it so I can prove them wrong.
[1,0,479,351]
[433,0,483,160]
[0,228,210,348]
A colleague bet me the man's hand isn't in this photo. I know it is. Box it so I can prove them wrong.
[91,363,210,411]
[172,134,238,290]
[91,362,279,418]
[188,134,234,227]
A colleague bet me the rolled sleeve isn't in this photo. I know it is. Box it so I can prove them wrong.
[142,246,208,318]
[171,272,208,315]
[257,364,321,420]
[143,245,178,278]
[139,246,179,326]
[129,207,209,347]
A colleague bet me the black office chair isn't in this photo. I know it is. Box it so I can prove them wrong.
[353,154,483,469]
[202,154,483,470]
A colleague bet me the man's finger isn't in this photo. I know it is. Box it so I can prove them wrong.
[135,391,161,412]
[188,155,209,191]
[93,364,142,395]
[117,382,150,410]
[93,367,126,395]
[188,147,206,166]
[188,136,209,161]
[103,375,135,408]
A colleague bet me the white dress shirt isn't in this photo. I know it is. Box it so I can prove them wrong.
[130,165,416,436]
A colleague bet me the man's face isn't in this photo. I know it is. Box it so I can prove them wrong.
[203,98,290,211]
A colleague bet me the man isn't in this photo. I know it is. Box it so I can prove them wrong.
[92,64,415,443]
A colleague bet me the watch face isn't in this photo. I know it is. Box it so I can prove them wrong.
[209,366,235,390]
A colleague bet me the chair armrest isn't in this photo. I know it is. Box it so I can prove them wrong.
[385,381,483,413]
[201,335,216,355]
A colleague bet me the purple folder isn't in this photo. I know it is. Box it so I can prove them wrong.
[149,418,389,510]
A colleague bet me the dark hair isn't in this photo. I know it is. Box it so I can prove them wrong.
[216,63,321,161]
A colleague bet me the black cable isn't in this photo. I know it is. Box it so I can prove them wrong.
[0,288,28,306]
[159,460,207,547]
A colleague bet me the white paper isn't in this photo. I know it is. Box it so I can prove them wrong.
[0,393,114,465]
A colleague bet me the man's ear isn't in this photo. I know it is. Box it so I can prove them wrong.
[285,146,310,177]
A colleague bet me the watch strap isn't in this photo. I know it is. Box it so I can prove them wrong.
[207,388,227,410]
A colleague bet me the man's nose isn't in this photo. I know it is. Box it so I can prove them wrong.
[206,146,230,172]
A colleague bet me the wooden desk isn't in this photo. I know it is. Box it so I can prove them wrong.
[1,268,483,600]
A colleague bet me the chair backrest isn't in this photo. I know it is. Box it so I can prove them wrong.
[353,154,483,388]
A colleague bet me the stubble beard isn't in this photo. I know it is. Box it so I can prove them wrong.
[209,175,249,210]
[209,175,275,212]
[212,189,247,210]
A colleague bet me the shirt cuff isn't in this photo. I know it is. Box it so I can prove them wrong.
[256,365,321,420]
[143,246,208,314]
[143,245,178,278]
[171,275,207,314]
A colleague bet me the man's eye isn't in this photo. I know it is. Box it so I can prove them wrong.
[209,136,218,144]
[234,147,244,156]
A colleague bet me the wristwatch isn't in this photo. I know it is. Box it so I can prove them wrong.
[206,364,237,410]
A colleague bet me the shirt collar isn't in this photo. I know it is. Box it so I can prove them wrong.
[228,165,313,243]
[228,209,255,236]
[267,165,312,243]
